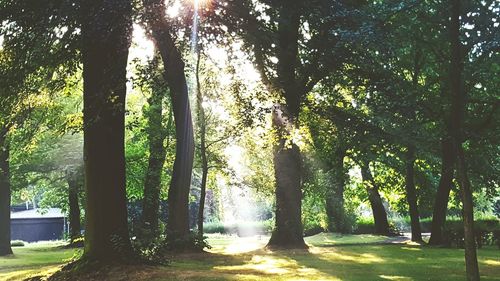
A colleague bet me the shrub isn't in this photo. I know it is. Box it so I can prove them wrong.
[352,217,400,235]
[442,218,500,248]
[354,217,376,234]
[203,220,273,236]
[304,224,325,237]
[203,221,226,234]
[10,240,25,247]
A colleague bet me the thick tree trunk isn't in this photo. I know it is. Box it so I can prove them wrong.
[195,52,208,236]
[267,2,306,249]
[325,148,347,233]
[81,0,133,262]
[66,168,82,244]
[360,162,391,235]
[449,1,479,279]
[143,0,195,241]
[142,84,169,233]
[429,137,455,245]
[404,145,423,242]
[0,129,12,256]
[267,105,306,248]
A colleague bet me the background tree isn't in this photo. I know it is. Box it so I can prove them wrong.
[211,0,374,248]
[141,0,196,244]
[132,55,173,237]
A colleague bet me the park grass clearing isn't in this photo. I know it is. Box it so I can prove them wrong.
[1,234,499,281]
[0,241,78,281]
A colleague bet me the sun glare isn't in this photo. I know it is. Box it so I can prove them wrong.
[167,0,182,18]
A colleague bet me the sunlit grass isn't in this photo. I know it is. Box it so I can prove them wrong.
[304,232,388,246]
[1,234,499,280]
[0,242,76,281]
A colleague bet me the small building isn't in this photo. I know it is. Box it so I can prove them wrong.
[10,208,66,242]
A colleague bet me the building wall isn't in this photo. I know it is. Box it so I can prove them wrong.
[11,218,65,242]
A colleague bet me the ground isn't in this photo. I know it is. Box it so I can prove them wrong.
[0,234,499,281]
[0,241,76,281]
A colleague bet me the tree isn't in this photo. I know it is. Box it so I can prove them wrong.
[0,0,79,256]
[136,55,172,236]
[195,53,209,235]
[429,138,455,245]
[65,167,83,244]
[305,108,349,233]
[323,147,347,233]
[212,0,371,248]
[193,50,238,235]
[141,0,195,244]
[360,161,391,235]
[81,0,134,261]
[448,0,478,278]
[0,126,12,256]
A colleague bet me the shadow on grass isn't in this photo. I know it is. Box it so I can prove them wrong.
[8,237,500,281]
[277,244,500,281]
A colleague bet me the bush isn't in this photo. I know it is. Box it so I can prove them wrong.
[10,240,25,247]
[203,221,273,236]
[352,217,400,235]
[204,221,226,234]
[441,218,500,248]
[354,217,376,234]
[304,224,325,237]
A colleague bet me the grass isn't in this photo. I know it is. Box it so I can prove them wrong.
[0,241,78,281]
[1,234,499,281]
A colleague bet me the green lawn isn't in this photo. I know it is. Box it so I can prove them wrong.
[1,234,499,281]
[0,242,77,281]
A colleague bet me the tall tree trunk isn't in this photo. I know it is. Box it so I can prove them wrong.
[143,0,195,241]
[405,145,422,242]
[449,1,479,279]
[267,2,306,249]
[195,51,209,236]
[360,162,391,235]
[267,104,306,248]
[325,148,347,233]
[404,45,423,242]
[66,168,82,244]
[429,137,455,245]
[456,144,479,280]
[142,78,169,233]
[81,0,133,262]
[0,128,12,256]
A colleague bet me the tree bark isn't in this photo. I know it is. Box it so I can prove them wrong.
[429,137,455,245]
[267,105,306,248]
[404,145,423,242]
[456,144,479,281]
[66,168,82,244]
[360,162,391,235]
[267,2,306,249]
[195,51,209,236]
[143,0,195,241]
[141,81,169,233]
[197,167,208,235]
[81,0,133,262]
[325,148,347,233]
[0,128,12,256]
[449,1,479,279]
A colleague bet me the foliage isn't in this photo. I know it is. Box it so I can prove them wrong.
[353,217,399,236]
[203,220,273,236]
[10,240,24,247]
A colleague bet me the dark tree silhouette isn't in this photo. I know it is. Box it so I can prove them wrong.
[81,0,134,261]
